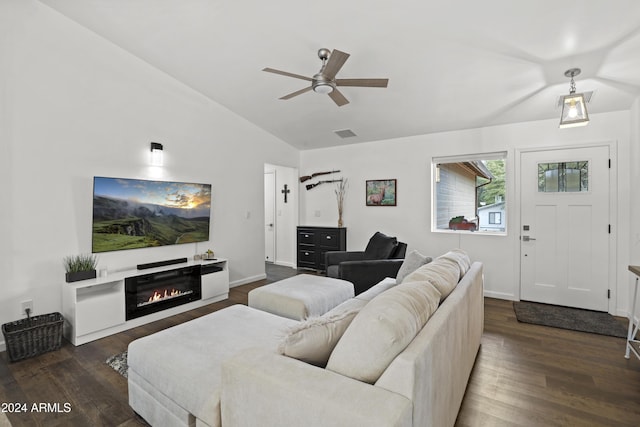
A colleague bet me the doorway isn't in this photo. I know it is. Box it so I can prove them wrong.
[264,171,276,263]
[519,145,611,312]
[264,164,298,268]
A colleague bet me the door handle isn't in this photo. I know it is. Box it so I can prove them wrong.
[522,235,536,241]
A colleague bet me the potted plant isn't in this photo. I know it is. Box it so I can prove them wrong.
[64,254,98,283]
[335,178,347,228]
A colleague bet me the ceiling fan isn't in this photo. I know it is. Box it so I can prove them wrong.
[262,48,389,107]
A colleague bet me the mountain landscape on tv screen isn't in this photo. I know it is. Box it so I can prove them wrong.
[92,178,211,253]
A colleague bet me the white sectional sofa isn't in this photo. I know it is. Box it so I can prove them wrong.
[127,250,484,427]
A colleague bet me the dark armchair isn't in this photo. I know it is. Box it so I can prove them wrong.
[325,231,407,295]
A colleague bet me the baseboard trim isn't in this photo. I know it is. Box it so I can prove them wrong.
[230,274,267,288]
[273,261,295,268]
[484,290,516,301]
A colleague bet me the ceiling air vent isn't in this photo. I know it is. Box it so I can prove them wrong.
[334,129,357,139]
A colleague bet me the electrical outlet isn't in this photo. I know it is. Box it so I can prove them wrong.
[21,299,33,317]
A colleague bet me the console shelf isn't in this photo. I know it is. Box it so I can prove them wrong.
[62,258,228,345]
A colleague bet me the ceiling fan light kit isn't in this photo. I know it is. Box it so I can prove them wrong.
[312,73,335,94]
[263,48,388,106]
[559,68,590,129]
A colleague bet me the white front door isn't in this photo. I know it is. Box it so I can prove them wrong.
[264,171,276,263]
[520,146,610,311]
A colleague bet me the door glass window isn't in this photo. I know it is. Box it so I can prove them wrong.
[538,161,588,192]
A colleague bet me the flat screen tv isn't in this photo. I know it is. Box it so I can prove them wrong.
[92,177,211,253]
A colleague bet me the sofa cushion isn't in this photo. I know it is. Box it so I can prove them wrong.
[438,249,471,279]
[354,277,397,302]
[364,231,398,259]
[326,280,441,384]
[279,298,367,367]
[401,256,461,300]
[395,250,432,283]
[127,305,297,427]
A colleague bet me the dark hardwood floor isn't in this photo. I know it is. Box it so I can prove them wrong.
[1,265,639,426]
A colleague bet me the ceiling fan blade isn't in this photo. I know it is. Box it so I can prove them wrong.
[336,78,389,88]
[323,50,350,79]
[328,88,349,107]
[279,86,313,100]
[262,67,312,82]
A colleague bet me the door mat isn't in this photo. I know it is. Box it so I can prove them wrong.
[106,351,128,378]
[513,301,628,338]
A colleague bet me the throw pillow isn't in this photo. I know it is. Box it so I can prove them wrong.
[326,280,441,384]
[401,256,461,300]
[278,298,367,367]
[363,231,398,259]
[355,277,398,302]
[395,250,432,283]
[438,249,471,279]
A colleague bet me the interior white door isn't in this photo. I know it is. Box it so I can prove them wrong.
[520,146,610,311]
[264,171,276,263]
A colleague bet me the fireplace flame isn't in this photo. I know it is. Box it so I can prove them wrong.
[148,288,182,303]
[137,288,193,308]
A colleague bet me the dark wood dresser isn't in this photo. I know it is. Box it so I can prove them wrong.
[297,226,347,271]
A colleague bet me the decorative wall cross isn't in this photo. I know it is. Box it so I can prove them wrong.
[281,184,291,203]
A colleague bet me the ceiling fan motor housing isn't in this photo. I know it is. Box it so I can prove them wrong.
[312,72,335,93]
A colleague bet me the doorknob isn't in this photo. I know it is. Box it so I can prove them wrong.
[268,223,274,227]
[522,235,536,241]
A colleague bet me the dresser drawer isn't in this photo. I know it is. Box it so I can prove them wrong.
[318,230,341,249]
[297,230,315,245]
[298,249,315,266]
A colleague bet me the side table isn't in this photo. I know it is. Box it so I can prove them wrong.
[625,265,640,360]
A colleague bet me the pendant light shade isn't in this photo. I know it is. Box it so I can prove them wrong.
[150,142,163,166]
[559,68,589,128]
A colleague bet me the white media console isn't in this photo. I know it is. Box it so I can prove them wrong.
[61,258,229,346]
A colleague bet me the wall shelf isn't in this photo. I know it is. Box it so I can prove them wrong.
[62,258,228,346]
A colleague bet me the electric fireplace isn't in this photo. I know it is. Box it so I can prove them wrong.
[125,265,202,320]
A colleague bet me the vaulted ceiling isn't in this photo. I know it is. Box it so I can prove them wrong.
[39,0,640,150]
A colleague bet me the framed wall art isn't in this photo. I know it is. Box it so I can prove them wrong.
[366,179,396,206]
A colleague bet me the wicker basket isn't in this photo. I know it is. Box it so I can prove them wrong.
[2,312,64,362]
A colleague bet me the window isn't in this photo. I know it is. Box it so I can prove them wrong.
[538,161,588,192]
[433,152,507,233]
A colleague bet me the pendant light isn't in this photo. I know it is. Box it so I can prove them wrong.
[559,68,589,128]
[150,142,164,166]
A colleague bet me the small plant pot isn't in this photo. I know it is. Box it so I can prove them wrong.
[65,270,97,283]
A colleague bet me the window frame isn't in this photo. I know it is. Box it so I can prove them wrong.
[489,211,502,224]
[432,151,508,235]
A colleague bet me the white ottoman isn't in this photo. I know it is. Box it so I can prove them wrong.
[248,274,355,320]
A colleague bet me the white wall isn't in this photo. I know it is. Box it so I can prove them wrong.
[629,97,640,315]
[0,0,298,338]
[264,163,298,267]
[300,111,632,315]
